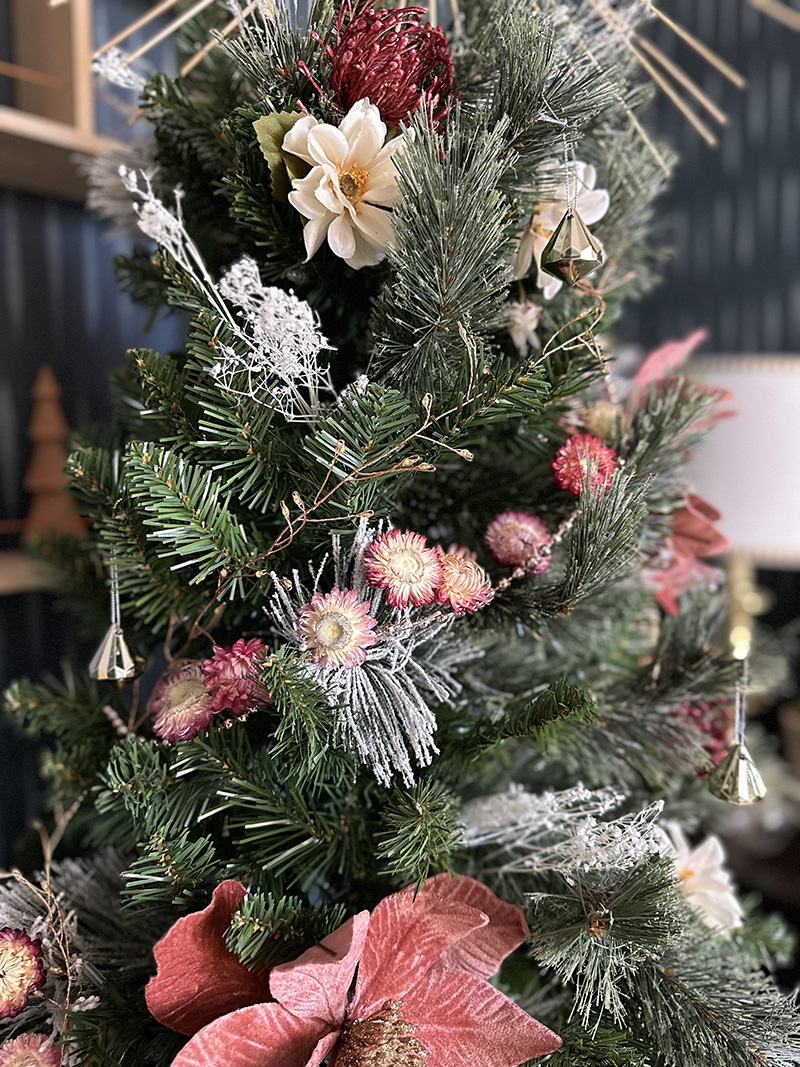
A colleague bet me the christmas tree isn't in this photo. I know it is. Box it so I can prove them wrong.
[2,2,798,1066]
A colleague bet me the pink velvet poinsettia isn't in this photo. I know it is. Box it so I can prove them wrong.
[146,874,561,1067]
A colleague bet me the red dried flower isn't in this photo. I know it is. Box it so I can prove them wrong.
[434,551,493,614]
[202,638,269,718]
[551,434,617,496]
[363,529,443,609]
[0,929,46,1020]
[484,510,551,576]
[330,1,454,127]
[675,699,733,777]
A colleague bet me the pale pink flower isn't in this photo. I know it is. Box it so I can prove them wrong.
[202,637,269,717]
[484,510,551,576]
[363,529,443,609]
[148,662,215,742]
[435,552,493,614]
[551,433,617,496]
[0,929,46,1020]
[0,1034,60,1067]
[298,588,378,669]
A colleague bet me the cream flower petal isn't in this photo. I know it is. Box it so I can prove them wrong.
[578,189,611,226]
[308,124,349,169]
[328,213,358,261]
[303,214,333,260]
[353,202,395,249]
[339,99,387,158]
[513,227,536,280]
[345,229,385,269]
[288,172,332,220]
[281,115,319,165]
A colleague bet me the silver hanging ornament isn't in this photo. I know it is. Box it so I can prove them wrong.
[540,209,603,286]
[89,553,136,681]
[707,662,766,805]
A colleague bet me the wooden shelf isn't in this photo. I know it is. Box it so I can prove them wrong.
[0,551,60,596]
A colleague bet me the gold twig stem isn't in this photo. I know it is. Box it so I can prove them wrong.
[179,0,262,77]
[748,0,800,30]
[122,0,218,66]
[630,40,717,145]
[641,1,747,88]
[634,32,728,125]
[96,0,183,56]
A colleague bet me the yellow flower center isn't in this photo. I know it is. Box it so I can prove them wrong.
[679,868,694,881]
[168,678,207,713]
[0,941,39,1004]
[390,549,426,583]
[314,611,354,651]
[335,1000,427,1067]
[339,165,370,202]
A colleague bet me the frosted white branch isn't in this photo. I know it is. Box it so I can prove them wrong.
[91,47,148,91]
[118,168,334,422]
[461,784,664,875]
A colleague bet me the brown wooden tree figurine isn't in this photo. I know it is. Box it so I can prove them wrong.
[21,364,87,545]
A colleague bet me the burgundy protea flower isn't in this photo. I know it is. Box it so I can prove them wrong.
[0,1034,60,1067]
[0,929,46,1020]
[551,434,617,496]
[435,551,493,614]
[363,529,443,609]
[484,510,552,576]
[675,699,733,777]
[329,1,454,127]
[148,662,215,743]
[298,588,378,669]
[202,638,269,718]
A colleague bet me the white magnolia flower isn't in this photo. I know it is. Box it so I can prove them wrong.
[507,299,542,352]
[283,99,406,270]
[513,160,610,299]
[663,822,744,936]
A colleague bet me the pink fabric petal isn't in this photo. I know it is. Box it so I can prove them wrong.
[146,881,272,1037]
[270,912,370,1025]
[427,874,530,978]
[633,328,707,389]
[170,1002,331,1067]
[305,1030,340,1067]
[671,495,729,559]
[404,968,562,1067]
[354,882,488,1015]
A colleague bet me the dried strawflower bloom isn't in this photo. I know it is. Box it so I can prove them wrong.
[202,637,269,718]
[298,588,378,669]
[0,929,46,1020]
[484,511,551,576]
[435,552,493,614]
[0,1034,60,1067]
[363,529,442,609]
[551,434,617,496]
[148,662,215,742]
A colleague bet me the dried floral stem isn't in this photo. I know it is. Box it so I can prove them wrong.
[31,793,87,879]
[179,0,263,77]
[633,33,728,126]
[749,0,800,30]
[637,1,747,88]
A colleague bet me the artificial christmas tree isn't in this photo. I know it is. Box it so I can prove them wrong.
[2,2,798,1066]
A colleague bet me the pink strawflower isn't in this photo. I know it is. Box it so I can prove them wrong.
[329,1,454,127]
[202,638,269,718]
[298,588,378,669]
[0,1034,60,1067]
[0,929,46,1020]
[445,542,478,562]
[675,699,733,778]
[435,551,493,614]
[363,529,443,609]
[148,662,215,742]
[484,510,551,576]
[146,874,562,1067]
[551,433,617,496]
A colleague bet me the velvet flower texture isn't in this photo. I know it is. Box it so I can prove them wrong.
[148,661,216,742]
[514,161,610,299]
[551,434,617,497]
[146,874,562,1067]
[484,511,552,576]
[0,928,46,1019]
[0,1034,60,1067]
[283,99,407,269]
[202,638,270,718]
[329,1,453,128]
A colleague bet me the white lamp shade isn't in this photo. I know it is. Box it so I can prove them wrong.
[685,357,800,568]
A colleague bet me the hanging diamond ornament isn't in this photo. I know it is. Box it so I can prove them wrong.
[89,553,136,681]
[707,661,766,805]
[540,209,603,286]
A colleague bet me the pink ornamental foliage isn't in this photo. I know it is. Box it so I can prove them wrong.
[484,511,551,576]
[551,434,617,497]
[146,874,561,1067]
[0,1034,60,1067]
[202,637,269,718]
[642,494,728,615]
